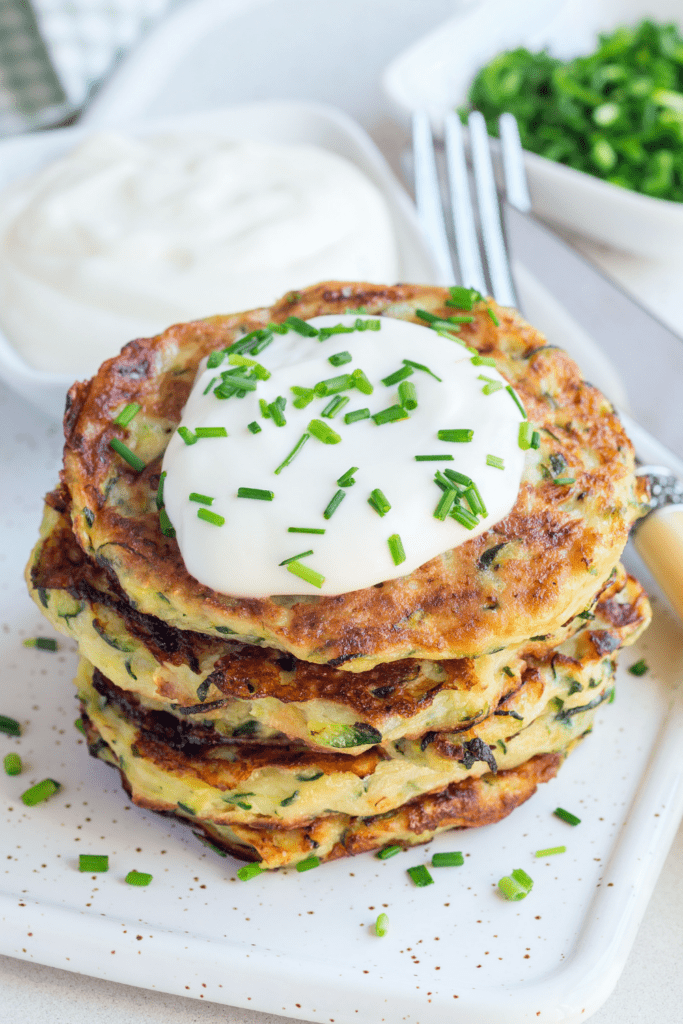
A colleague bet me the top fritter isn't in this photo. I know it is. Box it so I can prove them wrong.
[61,282,648,671]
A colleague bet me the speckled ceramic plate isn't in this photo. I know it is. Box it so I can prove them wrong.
[2,362,683,1024]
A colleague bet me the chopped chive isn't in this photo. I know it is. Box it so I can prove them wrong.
[482,381,503,395]
[318,324,354,342]
[506,385,527,419]
[554,478,575,485]
[450,506,478,530]
[434,488,458,521]
[415,454,454,461]
[337,466,359,487]
[291,386,316,409]
[628,659,649,676]
[437,429,473,443]
[372,405,409,426]
[381,365,413,387]
[388,533,406,566]
[23,637,58,651]
[74,718,86,735]
[4,753,22,775]
[402,358,442,382]
[502,665,515,678]
[0,715,21,736]
[433,470,452,492]
[284,316,318,337]
[512,868,534,890]
[274,432,310,475]
[518,422,534,450]
[237,862,263,881]
[287,560,325,588]
[446,285,481,309]
[329,350,352,367]
[531,431,540,449]
[189,492,214,505]
[498,875,530,900]
[321,395,350,419]
[21,778,60,806]
[159,509,176,538]
[487,306,500,326]
[207,349,227,369]
[279,550,314,565]
[377,845,402,860]
[487,454,505,470]
[323,489,346,519]
[351,368,374,395]
[237,487,274,501]
[288,527,326,535]
[125,870,153,886]
[354,317,380,331]
[296,855,321,872]
[407,865,434,887]
[368,488,391,517]
[470,355,496,368]
[535,846,566,858]
[228,354,270,379]
[314,373,355,397]
[177,426,198,446]
[308,419,341,444]
[202,376,217,396]
[554,807,581,826]
[464,486,487,518]
[268,398,287,427]
[398,380,418,410]
[260,399,271,418]
[79,854,109,872]
[444,468,473,487]
[247,421,261,434]
[197,508,225,527]
[113,402,141,427]
[344,407,370,424]
[375,913,389,937]
[431,851,464,867]
[195,426,228,438]
[109,438,146,472]
[156,470,166,510]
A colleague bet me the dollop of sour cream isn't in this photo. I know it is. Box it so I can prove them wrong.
[162,315,527,597]
[0,133,398,376]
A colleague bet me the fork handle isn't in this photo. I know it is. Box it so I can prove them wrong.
[633,506,683,622]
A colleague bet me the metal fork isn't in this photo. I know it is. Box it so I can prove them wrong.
[411,110,683,622]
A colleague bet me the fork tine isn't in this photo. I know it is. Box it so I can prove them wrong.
[411,112,455,286]
[468,110,517,307]
[499,112,531,213]
[443,111,487,296]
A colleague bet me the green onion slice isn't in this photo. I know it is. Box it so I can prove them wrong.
[279,550,314,566]
[398,380,417,410]
[274,433,310,475]
[247,421,261,434]
[498,874,530,900]
[195,426,228,438]
[344,408,370,423]
[388,533,406,566]
[628,659,649,676]
[368,488,391,517]
[321,395,350,419]
[415,454,454,462]
[328,350,352,367]
[437,429,473,443]
[177,426,198,446]
[23,637,58,651]
[237,862,263,881]
[156,471,166,510]
[377,845,402,860]
[535,846,566,857]
[471,355,496,368]
[4,753,22,775]
[375,913,389,937]
[0,715,21,737]
[125,870,153,886]
[337,466,359,487]
[296,855,321,872]
[506,385,527,418]
[21,778,60,806]
[288,527,326,534]
[113,402,141,427]
[372,405,409,426]
[283,316,318,337]
[287,560,325,589]
[554,807,581,826]
[431,851,464,867]
[308,419,342,444]
[79,854,109,872]
[407,865,434,887]
[159,509,176,538]
[237,487,274,501]
[351,368,374,395]
[323,489,346,520]
[402,358,442,382]
[381,365,413,387]
[486,454,505,470]
[109,438,146,473]
[189,492,214,505]
[197,508,225,527]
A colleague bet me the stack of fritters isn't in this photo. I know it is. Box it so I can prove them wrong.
[26,282,651,869]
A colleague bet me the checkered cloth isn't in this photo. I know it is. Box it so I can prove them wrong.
[0,0,178,135]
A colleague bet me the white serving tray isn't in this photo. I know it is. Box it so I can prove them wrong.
[383,0,683,259]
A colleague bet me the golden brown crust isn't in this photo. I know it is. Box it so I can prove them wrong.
[61,282,645,669]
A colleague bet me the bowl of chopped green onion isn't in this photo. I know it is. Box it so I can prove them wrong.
[383,0,683,258]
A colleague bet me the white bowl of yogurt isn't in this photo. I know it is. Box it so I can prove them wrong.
[0,100,440,419]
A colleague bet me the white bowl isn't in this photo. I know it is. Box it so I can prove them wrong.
[0,100,440,420]
[383,0,683,259]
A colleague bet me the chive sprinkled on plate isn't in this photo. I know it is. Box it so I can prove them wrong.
[402,358,442,382]
[415,454,454,462]
[23,637,58,651]
[4,753,22,775]
[113,402,141,427]
[372,405,408,426]
[237,863,263,881]
[323,489,345,520]
[351,368,374,395]
[279,550,314,566]
[177,426,198,445]
[197,508,225,527]
[287,560,325,588]
[487,306,500,326]
[381,365,413,387]
[368,488,391,517]
[274,433,310,475]
[388,534,406,565]
[554,477,575,485]
[247,420,261,434]
[444,468,473,487]
[109,438,146,472]
[337,466,358,487]
[487,454,505,470]
[125,870,153,886]
[554,807,581,826]
[531,430,541,449]
[344,408,370,424]
[328,350,352,366]
[283,316,318,337]
[156,470,166,510]
[296,855,321,872]
[471,355,496,368]
[407,865,434,887]
[237,487,274,501]
[535,846,566,858]
[195,426,228,438]
[432,851,464,867]
[267,397,287,427]
[377,845,402,860]
[79,854,109,872]
[321,395,350,419]
[291,386,316,409]
[446,285,481,309]
[159,509,176,538]
[506,385,527,418]
[21,778,60,806]
[518,421,534,450]
[189,493,214,505]
[628,659,649,676]
[450,506,478,530]
[498,872,532,900]
[288,527,326,535]
[375,913,389,937]
[314,373,355,397]
[308,419,341,444]
[398,380,417,410]
[437,429,473,443]
[74,718,86,735]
